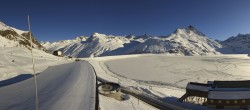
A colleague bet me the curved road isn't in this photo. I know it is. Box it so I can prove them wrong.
[0,61,97,110]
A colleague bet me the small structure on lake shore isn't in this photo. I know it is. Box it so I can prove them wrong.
[98,82,129,101]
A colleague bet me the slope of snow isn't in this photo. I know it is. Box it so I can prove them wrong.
[61,33,131,57]
[41,36,88,52]
[11,27,28,35]
[0,35,19,47]
[219,34,250,54]
[0,21,44,50]
[125,27,222,55]
[0,47,70,81]
[0,21,27,34]
[43,26,222,58]
[0,21,10,30]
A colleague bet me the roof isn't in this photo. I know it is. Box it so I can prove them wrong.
[186,83,211,92]
[208,91,250,100]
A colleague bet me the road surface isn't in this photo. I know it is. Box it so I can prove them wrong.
[0,61,97,110]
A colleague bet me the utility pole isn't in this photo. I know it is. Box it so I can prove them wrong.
[28,15,39,110]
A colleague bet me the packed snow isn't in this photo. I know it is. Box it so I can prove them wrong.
[99,94,158,110]
[0,35,19,47]
[0,61,97,110]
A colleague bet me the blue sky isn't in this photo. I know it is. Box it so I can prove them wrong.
[0,0,250,42]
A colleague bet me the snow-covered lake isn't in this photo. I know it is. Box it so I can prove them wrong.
[104,55,250,88]
[87,54,250,109]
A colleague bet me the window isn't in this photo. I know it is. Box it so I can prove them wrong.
[218,100,222,103]
[234,100,238,104]
[210,100,214,103]
[242,100,246,103]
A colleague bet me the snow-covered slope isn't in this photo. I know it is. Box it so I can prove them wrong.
[43,26,222,58]
[219,34,250,54]
[0,21,44,50]
[41,36,88,52]
[0,21,70,80]
[46,33,132,57]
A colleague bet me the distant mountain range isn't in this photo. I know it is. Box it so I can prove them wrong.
[1,21,249,58]
[42,25,250,58]
[219,34,250,54]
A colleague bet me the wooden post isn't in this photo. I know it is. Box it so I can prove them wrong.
[28,15,39,110]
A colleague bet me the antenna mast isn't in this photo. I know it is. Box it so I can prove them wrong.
[28,15,39,110]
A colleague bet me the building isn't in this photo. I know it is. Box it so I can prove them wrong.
[178,82,211,104]
[179,80,250,109]
[208,90,250,109]
[98,82,124,100]
[53,50,63,57]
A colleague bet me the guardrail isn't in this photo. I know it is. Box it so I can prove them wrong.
[97,77,189,110]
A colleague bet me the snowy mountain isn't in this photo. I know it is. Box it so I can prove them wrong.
[0,21,44,50]
[124,26,222,55]
[43,25,223,58]
[42,36,88,52]
[219,34,250,54]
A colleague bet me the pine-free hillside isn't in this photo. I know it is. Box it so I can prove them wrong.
[219,34,250,54]
[0,21,44,50]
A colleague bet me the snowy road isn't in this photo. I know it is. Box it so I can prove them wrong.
[0,61,97,110]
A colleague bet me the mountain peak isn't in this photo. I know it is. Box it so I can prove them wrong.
[188,25,195,30]
[0,21,9,30]
[186,25,205,36]
[91,32,107,37]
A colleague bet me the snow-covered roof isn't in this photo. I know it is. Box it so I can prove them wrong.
[208,91,250,100]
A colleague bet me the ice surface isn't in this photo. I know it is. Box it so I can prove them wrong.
[104,55,250,89]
